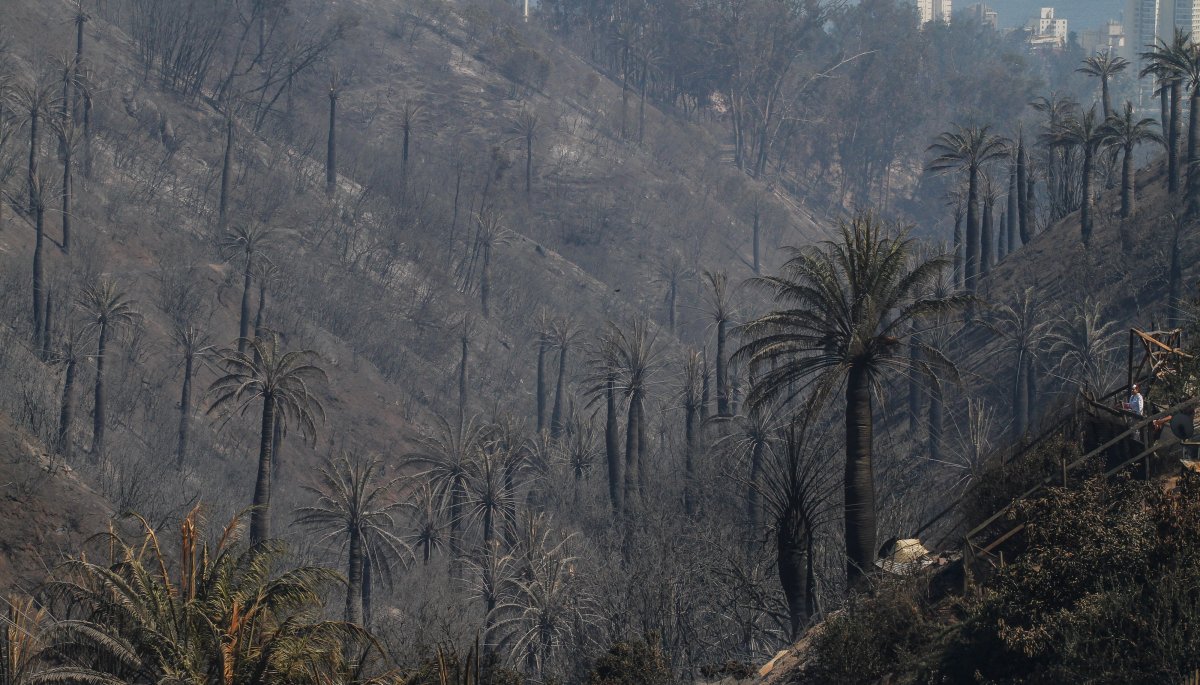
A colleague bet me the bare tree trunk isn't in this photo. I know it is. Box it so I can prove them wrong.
[1170,80,1181,194]
[844,364,876,590]
[536,334,547,433]
[91,323,109,461]
[59,355,77,454]
[345,527,364,624]
[623,388,640,512]
[326,92,337,196]
[61,138,72,253]
[32,189,45,351]
[716,319,728,416]
[177,352,194,466]
[550,344,567,438]
[249,395,276,546]
[605,375,622,514]
[237,262,253,353]
[219,113,234,227]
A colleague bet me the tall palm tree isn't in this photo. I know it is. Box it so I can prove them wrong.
[1101,101,1162,218]
[78,278,140,461]
[402,414,489,575]
[1030,93,1080,220]
[928,125,1010,293]
[535,308,553,434]
[52,324,91,456]
[294,452,410,626]
[652,251,693,334]
[207,333,327,546]
[403,481,445,565]
[1158,31,1200,216]
[736,213,970,588]
[681,349,703,516]
[1142,29,1190,194]
[1045,105,1104,245]
[701,269,734,416]
[219,223,278,354]
[549,315,581,439]
[172,322,214,466]
[1077,50,1130,117]
[593,319,663,511]
[990,287,1051,437]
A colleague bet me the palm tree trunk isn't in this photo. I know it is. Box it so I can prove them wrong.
[1026,360,1038,428]
[249,395,276,546]
[1169,221,1183,327]
[1014,351,1028,436]
[345,527,364,624]
[58,356,76,454]
[32,192,44,349]
[91,322,108,460]
[1081,147,1093,244]
[638,57,647,144]
[82,90,92,179]
[326,93,337,196]
[61,138,72,254]
[219,113,234,227]
[908,331,921,434]
[480,247,491,318]
[177,352,193,466]
[777,512,809,640]
[459,336,469,421]
[747,439,762,533]
[1017,139,1030,245]
[952,209,963,289]
[605,375,622,514]
[449,487,463,576]
[637,394,648,500]
[844,364,876,589]
[1007,162,1018,255]
[238,263,253,353]
[684,400,696,516]
[623,388,640,510]
[716,319,728,416]
[362,555,373,628]
[550,345,567,438]
[1101,76,1111,119]
[536,335,547,433]
[980,195,993,276]
[668,279,677,334]
[1189,86,1200,218]
[1170,80,1181,194]
[525,136,533,193]
[752,202,761,275]
[1121,142,1134,218]
[965,168,979,291]
[41,289,52,361]
[1161,83,1171,157]
[27,107,39,215]
[928,379,943,464]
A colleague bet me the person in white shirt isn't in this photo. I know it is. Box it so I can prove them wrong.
[1128,384,1144,416]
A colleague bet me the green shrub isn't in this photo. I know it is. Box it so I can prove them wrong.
[586,635,671,685]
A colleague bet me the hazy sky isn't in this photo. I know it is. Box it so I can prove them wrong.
[982,0,1124,31]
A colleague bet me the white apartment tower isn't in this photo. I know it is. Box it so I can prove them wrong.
[916,0,952,25]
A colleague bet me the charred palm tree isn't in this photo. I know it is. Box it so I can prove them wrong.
[737,213,970,589]
[652,251,693,335]
[402,414,489,576]
[1045,105,1104,245]
[549,315,581,439]
[990,287,1051,437]
[295,452,410,626]
[701,269,735,416]
[1101,102,1162,218]
[1077,50,1129,117]
[172,322,214,466]
[928,125,1009,293]
[1141,29,1189,194]
[78,278,140,461]
[404,481,445,565]
[207,333,327,546]
[219,223,278,354]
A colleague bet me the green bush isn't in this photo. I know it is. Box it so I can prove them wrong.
[586,635,671,685]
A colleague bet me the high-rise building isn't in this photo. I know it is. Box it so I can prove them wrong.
[964,2,999,29]
[1037,8,1069,41]
[916,0,952,25]
[1124,0,1200,62]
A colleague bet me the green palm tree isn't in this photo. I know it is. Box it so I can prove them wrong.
[1044,105,1104,245]
[219,223,278,354]
[927,125,1010,293]
[1140,29,1189,193]
[736,213,970,588]
[295,452,410,627]
[38,508,397,683]
[207,333,327,546]
[1101,102,1162,218]
[1077,50,1129,117]
[78,278,140,461]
